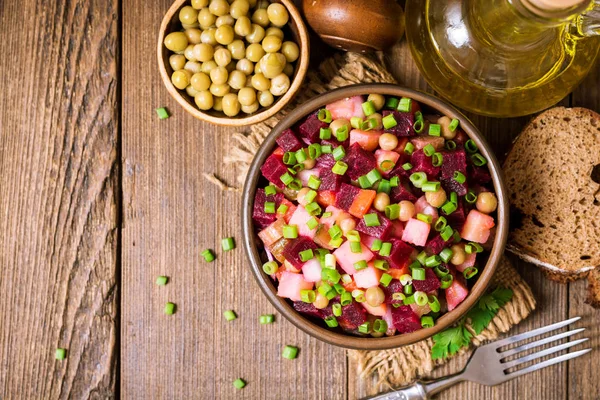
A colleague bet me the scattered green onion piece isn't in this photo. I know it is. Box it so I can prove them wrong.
[379,242,392,257]
[335,125,349,141]
[300,289,316,303]
[346,230,361,242]
[428,295,441,313]
[422,181,441,193]
[378,179,391,194]
[428,123,441,137]
[392,292,406,302]
[434,265,450,278]
[319,127,332,140]
[404,142,415,155]
[465,190,478,203]
[403,294,415,305]
[265,185,277,196]
[354,260,368,271]
[340,291,353,306]
[358,175,372,189]
[308,144,322,160]
[341,273,352,284]
[380,160,395,172]
[280,172,294,186]
[380,273,393,287]
[156,276,168,286]
[450,191,458,205]
[402,162,413,171]
[299,249,314,262]
[262,261,279,275]
[445,140,457,150]
[333,283,345,295]
[307,175,322,190]
[463,266,479,279]
[382,114,397,129]
[332,161,348,175]
[352,289,365,298]
[201,249,215,262]
[465,139,478,154]
[400,274,413,286]
[425,255,442,267]
[397,97,411,112]
[283,152,297,165]
[283,224,299,239]
[440,225,454,241]
[434,216,447,232]
[453,171,466,184]
[350,241,362,254]
[329,225,342,239]
[355,294,367,303]
[449,118,459,132]
[233,378,246,389]
[317,109,332,123]
[363,213,380,227]
[324,315,339,327]
[55,348,67,360]
[374,259,390,271]
[415,291,428,306]
[465,242,484,254]
[362,100,377,116]
[423,144,436,157]
[264,201,276,214]
[321,268,341,284]
[155,107,170,120]
[332,303,342,317]
[417,213,433,224]
[318,283,332,296]
[326,289,337,299]
[277,204,288,215]
[371,239,383,251]
[410,172,427,188]
[421,316,434,328]
[287,167,297,176]
[350,117,363,129]
[441,201,457,215]
[412,267,426,281]
[385,97,399,109]
[223,309,236,321]
[373,319,388,333]
[304,189,317,204]
[321,211,333,218]
[390,176,400,187]
[366,168,382,184]
[295,148,307,163]
[222,237,235,251]
[440,274,454,289]
[409,260,421,271]
[413,114,424,133]
[260,314,275,324]
[440,248,454,263]
[282,345,299,360]
[471,153,488,166]
[385,203,400,220]
[292,164,305,174]
[358,322,371,334]
[432,152,443,167]
[305,202,322,216]
[416,251,427,265]
[322,145,332,154]
[404,284,414,295]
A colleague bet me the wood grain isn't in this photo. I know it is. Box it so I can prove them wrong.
[0,0,119,398]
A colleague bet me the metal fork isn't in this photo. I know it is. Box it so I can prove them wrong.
[367,317,591,400]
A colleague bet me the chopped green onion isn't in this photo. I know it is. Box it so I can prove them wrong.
[292,165,305,175]
[305,202,322,216]
[404,142,415,155]
[465,190,478,203]
[260,314,275,324]
[156,107,169,120]
[325,289,337,299]
[299,249,314,262]
[156,276,169,286]
[355,294,366,303]
[317,109,332,123]
[55,348,67,360]
[321,211,333,218]
[318,283,332,296]
[449,118,459,132]
[335,125,349,141]
[324,315,338,327]
[264,201,276,214]
[409,260,421,271]
[363,213,380,227]
[222,237,236,251]
[322,145,332,154]
[400,274,413,286]
[320,127,332,140]
[280,172,294,186]
[283,224,299,239]
[223,309,237,321]
[277,204,289,215]
[465,242,484,254]
[415,291,428,306]
[300,289,316,303]
[440,274,454,289]
[333,283,345,294]
[463,266,479,279]
[377,179,391,194]
[398,97,412,113]
[428,295,441,312]
[412,267,426,280]
[374,259,389,271]
[380,160,395,172]
[358,322,371,334]
[425,255,442,268]
[373,319,388,333]
[341,273,352,284]
[295,148,307,163]
[283,152,297,165]
[379,242,392,257]
[392,292,406,301]
[432,152,443,167]
[382,114,397,129]
[471,153,488,166]
[402,162,413,171]
[385,97,399,109]
[403,294,415,305]
[340,291,353,306]
[413,111,424,133]
[324,254,336,270]
[354,260,368,271]
[417,213,433,224]
[287,167,297,176]
[441,201,457,215]
[421,316,434,328]
[308,144,322,160]
[423,144,436,157]
[233,378,246,389]
[450,191,458,205]
[434,265,450,278]
[404,284,414,295]
[440,225,454,241]
[366,169,382,184]
[362,100,377,116]
[321,268,341,284]
[380,273,393,287]
[332,303,342,317]
[410,172,428,188]
[307,175,322,190]
[350,117,363,129]
[304,190,317,204]
[358,175,372,189]
[265,185,277,196]
[445,140,457,150]
[434,216,447,232]
[385,204,400,220]
[453,171,466,184]
[350,241,362,254]
[346,230,361,242]
[329,225,342,239]
[440,248,454,263]
[390,176,399,187]
[282,345,299,360]
[416,251,427,265]
[429,124,441,137]
[371,239,383,251]
[361,118,378,131]
[422,181,441,193]
[201,249,215,262]
[262,261,279,274]
[332,161,348,175]
[465,139,478,154]
[352,289,365,298]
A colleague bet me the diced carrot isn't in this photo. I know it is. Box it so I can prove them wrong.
[387,266,410,280]
[348,189,376,218]
[349,129,382,152]
[272,147,285,157]
[342,279,358,292]
[316,190,336,207]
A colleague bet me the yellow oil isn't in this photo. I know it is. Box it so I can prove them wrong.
[405,0,600,117]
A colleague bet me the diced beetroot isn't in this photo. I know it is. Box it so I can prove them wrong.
[410,302,432,317]
[302,258,322,282]
[315,153,336,169]
[412,268,441,293]
[260,154,288,188]
[332,240,374,275]
[334,183,361,212]
[355,210,393,240]
[276,128,303,152]
[391,305,422,333]
[282,237,318,269]
[402,218,431,247]
[441,149,467,180]
[288,205,319,239]
[375,149,400,174]
[293,301,324,318]
[442,177,468,196]
[382,110,415,137]
[411,149,440,179]
[469,165,492,185]
[361,301,387,317]
[461,210,495,244]
[338,301,368,330]
[453,130,468,145]
[277,271,313,301]
[390,181,418,203]
[390,220,404,238]
[384,238,415,269]
[415,195,439,222]
[344,143,377,180]
[353,264,383,288]
[386,151,412,179]
[447,199,466,230]
[319,168,345,192]
[382,279,405,305]
[455,251,476,273]
[326,95,365,121]
[411,136,445,151]
[299,113,328,143]
[297,168,320,187]
[321,137,350,149]
[445,273,469,311]
[425,234,452,255]
[252,188,284,229]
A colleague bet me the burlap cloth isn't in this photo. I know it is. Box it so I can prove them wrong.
[206,52,536,389]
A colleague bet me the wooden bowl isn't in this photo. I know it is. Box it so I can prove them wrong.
[302,0,404,52]
[241,84,509,350]
[158,0,310,126]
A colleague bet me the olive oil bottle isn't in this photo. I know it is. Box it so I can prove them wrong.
[405,0,600,117]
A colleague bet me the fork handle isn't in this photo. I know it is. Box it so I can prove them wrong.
[364,372,465,400]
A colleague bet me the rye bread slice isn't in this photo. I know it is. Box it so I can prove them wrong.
[503,107,600,306]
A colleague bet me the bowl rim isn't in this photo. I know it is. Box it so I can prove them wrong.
[241,83,509,350]
[157,0,310,127]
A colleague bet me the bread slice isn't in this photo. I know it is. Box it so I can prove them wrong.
[503,107,600,307]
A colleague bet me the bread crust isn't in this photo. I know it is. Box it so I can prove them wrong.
[586,267,600,308]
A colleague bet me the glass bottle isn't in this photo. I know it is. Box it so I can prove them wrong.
[405,0,600,117]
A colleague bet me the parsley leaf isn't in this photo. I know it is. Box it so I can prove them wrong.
[478,295,500,312]
[467,307,494,335]
[432,324,472,359]
[492,287,513,307]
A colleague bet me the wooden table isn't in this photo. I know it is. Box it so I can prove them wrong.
[0,0,598,398]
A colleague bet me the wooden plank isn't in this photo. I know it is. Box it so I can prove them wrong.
[121,1,347,398]
[0,0,119,398]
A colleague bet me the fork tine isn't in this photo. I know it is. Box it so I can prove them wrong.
[505,348,591,380]
[491,317,581,349]
[502,338,589,370]
[500,328,586,358]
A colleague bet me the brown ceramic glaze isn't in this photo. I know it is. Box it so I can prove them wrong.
[242,84,509,350]
[158,0,310,126]
[301,0,405,52]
